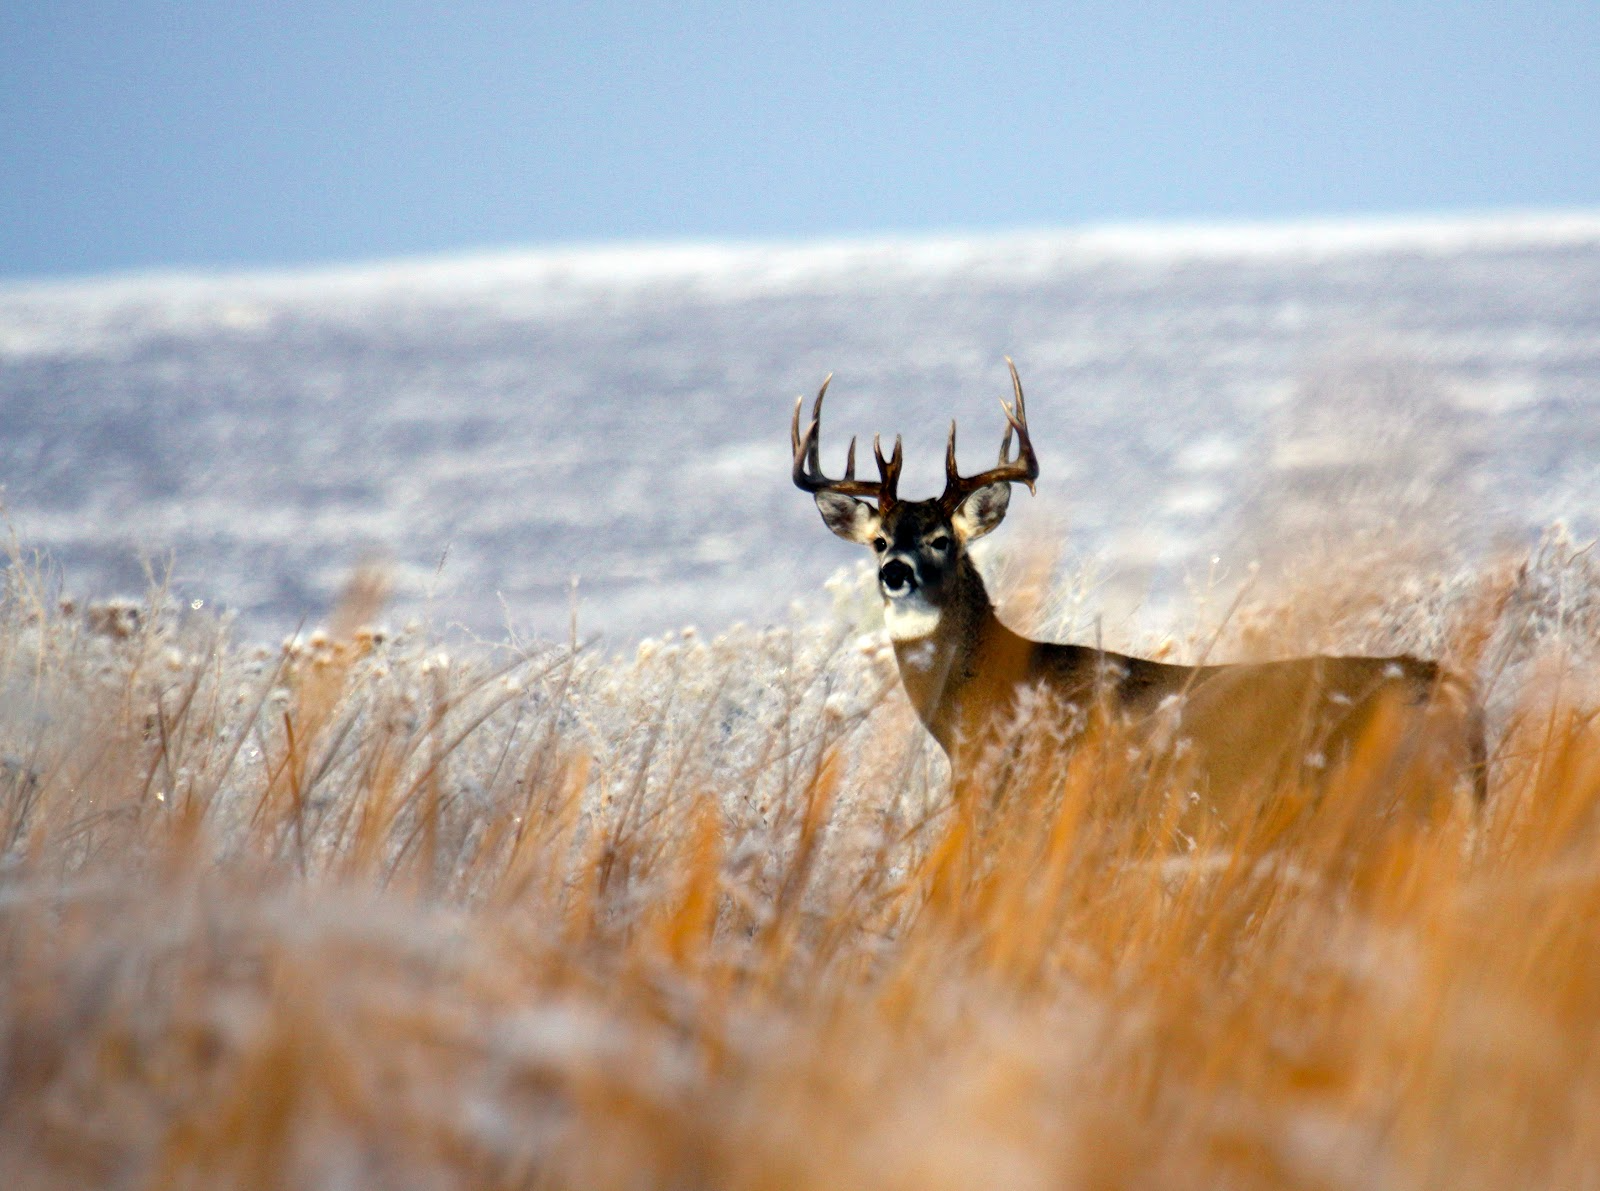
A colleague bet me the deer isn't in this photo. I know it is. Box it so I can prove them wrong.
[792,361,1487,813]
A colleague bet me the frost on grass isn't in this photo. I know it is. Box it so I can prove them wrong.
[5,533,1600,1189]
[0,551,922,910]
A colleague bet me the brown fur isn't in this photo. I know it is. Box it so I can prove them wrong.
[884,534,1485,804]
[795,371,1487,809]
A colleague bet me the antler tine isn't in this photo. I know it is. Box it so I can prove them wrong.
[791,376,824,464]
[999,357,1038,493]
[790,375,900,507]
[873,433,903,493]
[803,373,832,471]
[938,360,1041,510]
[997,355,1022,462]
[1006,355,1027,424]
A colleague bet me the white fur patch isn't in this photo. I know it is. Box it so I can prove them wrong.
[883,595,942,642]
[900,639,938,671]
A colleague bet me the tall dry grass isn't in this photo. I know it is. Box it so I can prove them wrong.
[3,527,1600,1190]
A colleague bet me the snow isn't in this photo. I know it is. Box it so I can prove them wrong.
[1,212,1598,644]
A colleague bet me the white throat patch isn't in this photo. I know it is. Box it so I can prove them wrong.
[883,593,942,642]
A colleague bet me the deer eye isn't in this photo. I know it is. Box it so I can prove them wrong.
[872,536,888,553]
[930,535,951,551]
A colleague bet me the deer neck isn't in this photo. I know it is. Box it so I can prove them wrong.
[887,558,1023,753]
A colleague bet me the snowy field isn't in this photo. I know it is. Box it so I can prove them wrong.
[2,213,1599,645]
[8,216,1600,1188]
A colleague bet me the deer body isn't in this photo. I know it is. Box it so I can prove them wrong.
[793,363,1486,804]
[886,547,1471,799]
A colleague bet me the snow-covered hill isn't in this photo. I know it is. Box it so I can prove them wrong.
[3,213,1599,643]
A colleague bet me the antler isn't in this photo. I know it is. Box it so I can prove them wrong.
[939,358,1040,512]
[791,375,903,510]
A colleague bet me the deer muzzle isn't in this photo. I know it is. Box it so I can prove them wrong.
[879,557,917,596]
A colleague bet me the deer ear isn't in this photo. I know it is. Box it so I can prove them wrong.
[814,492,881,544]
[951,481,1011,541]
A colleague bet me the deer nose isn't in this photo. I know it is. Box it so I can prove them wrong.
[880,558,916,594]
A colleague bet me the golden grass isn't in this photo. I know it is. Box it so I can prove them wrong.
[4,532,1600,1190]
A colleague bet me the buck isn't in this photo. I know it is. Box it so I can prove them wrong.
[792,362,1486,806]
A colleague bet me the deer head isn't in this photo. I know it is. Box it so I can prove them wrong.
[791,361,1039,639]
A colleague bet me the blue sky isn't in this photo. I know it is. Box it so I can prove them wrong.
[2,2,1597,279]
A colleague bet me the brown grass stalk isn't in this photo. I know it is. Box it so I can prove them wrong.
[8,543,1600,1188]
